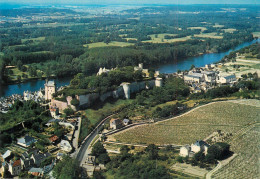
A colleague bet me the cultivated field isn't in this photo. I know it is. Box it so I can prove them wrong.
[21,37,45,43]
[222,28,237,33]
[143,34,191,43]
[194,32,223,39]
[83,41,134,48]
[212,126,259,179]
[113,100,260,145]
[187,26,207,32]
[252,31,260,37]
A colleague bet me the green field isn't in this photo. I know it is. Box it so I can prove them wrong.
[113,100,260,145]
[83,41,134,48]
[194,32,223,39]
[144,34,191,43]
[21,37,46,43]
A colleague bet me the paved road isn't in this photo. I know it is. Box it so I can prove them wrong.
[72,117,81,150]
[75,114,114,165]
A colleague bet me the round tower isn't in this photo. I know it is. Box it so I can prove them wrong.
[121,82,131,99]
[155,78,163,87]
[138,63,143,70]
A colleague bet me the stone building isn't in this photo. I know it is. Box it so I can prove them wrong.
[45,80,56,100]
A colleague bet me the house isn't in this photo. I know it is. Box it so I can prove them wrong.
[60,140,72,152]
[123,119,130,126]
[184,73,205,83]
[201,71,217,83]
[97,67,111,76]
[28,167,44,177]
[191,140,210,154]
[110,118,122,130]
[43,160,55,174]
[8,160,21,176]
[49,135,59,144]
[179,145,191,157]
[180,140,210,157]
[217,74,236,84]
[2,150,12,162]
[45,118,61,127]
[20,157,34,170]
[17,135,36,147]
[31,152,51,167]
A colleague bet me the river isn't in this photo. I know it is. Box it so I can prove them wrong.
[157,39,259,73]
[0,39,258,97]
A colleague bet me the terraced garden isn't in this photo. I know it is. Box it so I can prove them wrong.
[113,100,260,145]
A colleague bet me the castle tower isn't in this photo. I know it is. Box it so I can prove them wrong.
[138,63,143,70]
[155,78,163,87]
[121,82,131,99]
[45,80,56,100]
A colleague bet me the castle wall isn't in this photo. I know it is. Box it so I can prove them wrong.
[51,99,68,112]
[53,79,160,111]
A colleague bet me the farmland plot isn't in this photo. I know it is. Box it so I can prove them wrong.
[113,100,260,145]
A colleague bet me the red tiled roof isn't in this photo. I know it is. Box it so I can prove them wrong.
[49,135,59,142]
[12,160,21,167]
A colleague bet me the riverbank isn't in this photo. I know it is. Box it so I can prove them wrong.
[1,39,258,98]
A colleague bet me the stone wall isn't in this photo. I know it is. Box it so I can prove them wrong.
[51,99,68,112]
[52,79,160,111]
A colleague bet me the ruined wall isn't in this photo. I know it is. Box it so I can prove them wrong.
[51,99,68,112]
[53,80,159,110]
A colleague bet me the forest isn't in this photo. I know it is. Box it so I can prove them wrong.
[0,5,258,84]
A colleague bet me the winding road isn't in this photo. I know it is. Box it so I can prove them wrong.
[75,114,115,165]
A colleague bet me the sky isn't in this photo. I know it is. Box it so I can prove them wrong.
[1,0,259,5]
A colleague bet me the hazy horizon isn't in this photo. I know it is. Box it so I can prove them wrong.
[1,0,259,5]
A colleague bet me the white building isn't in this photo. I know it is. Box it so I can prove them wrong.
[217,74,236,84]
[60,140,72,152]
[179,145,191,157]
[201,71,217,83]
[97,67,111,76]
[191,140,210,154]
[179,140,210,157]
[184,72,205,83]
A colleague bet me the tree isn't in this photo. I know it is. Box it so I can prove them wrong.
[17,75,21,82]
[71,99,79,106]
[91,141,107,157]
[145,144,159,160]
[207,142,230,160]
[53,155,81,179]
[63,107,74,117]
[190,64,195,70]
[120,145,130,154]
[98,153,110,164]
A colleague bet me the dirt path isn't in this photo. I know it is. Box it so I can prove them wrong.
[206,153,238,179]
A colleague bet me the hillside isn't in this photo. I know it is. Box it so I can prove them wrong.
[112,100,260,145]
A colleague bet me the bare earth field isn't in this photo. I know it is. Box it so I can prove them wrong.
[113,100,260,145]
